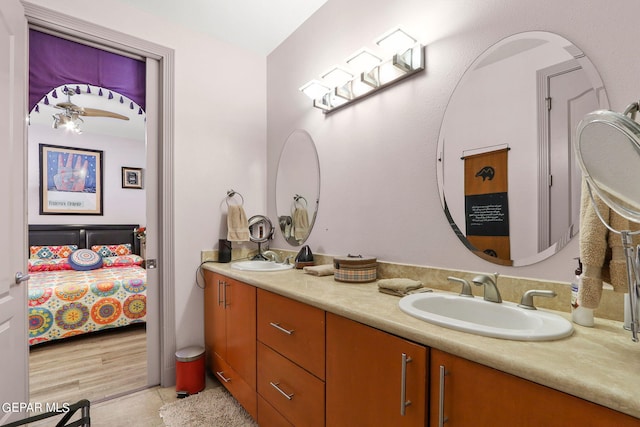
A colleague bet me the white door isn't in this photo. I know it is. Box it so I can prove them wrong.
[0,0,29,425]
[548,68,596,244]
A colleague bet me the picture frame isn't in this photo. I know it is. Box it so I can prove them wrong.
[39,144,103,215]
[122,167,143,189]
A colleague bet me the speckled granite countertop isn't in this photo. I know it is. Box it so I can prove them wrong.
[202,262,640,419]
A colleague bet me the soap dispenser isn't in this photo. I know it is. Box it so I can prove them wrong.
[571,258,594,327]
[294,245,314,269]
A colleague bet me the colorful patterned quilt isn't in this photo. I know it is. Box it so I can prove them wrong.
[28,266,147,345]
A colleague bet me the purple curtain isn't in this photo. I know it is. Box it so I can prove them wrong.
[29,29,146,112]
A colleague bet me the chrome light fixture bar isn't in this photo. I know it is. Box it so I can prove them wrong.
[299,28,425,114]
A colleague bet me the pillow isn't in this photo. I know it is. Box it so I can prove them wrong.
[30,245,78,259]
[102,255,144,268]
[68,249,103,271]
[91,244,132,257]
[28,258,72,272]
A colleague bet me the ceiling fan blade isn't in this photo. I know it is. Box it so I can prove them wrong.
[80,107,130,120]
[54,102,79,110]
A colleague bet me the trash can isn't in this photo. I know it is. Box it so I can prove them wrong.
[175,346,205,397]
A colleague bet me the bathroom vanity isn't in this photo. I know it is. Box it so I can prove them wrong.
[203,263,640,426]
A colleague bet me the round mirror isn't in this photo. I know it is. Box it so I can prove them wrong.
[275,129,320,246]
[248,215,274,243]
[437,31,608,266]
[576,108,640,221]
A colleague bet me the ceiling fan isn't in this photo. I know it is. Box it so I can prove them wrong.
[54,87,130,121]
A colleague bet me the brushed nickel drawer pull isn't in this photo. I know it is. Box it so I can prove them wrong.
[217,280,224,306]
[270,381,294,400]
[438,365,449,426]
[400,353,412,416]
[216,371,231,383]
[269,322,295,335]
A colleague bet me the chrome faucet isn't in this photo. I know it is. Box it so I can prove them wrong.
[262,250,282,263]
[472,273,502,303]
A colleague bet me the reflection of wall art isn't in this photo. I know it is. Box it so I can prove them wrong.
[122,167,143,189]
[39,144,103,215]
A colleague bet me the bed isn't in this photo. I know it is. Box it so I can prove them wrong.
[27,224,146,346]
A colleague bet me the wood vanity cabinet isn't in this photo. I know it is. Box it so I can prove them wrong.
[326,313,428,427]
[256,289,326,427]
[203,270,257,419]
[430,348,640,427]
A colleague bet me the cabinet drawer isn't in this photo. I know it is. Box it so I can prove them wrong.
[258,394,294,427]
[257,289,325,379]
[212,352,257,420]
[257,342,325,427]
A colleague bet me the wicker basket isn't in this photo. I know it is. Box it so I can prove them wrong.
[333,255,377,283]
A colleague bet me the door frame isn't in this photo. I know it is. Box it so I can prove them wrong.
[536,59,581,252]
[22,1,177,386]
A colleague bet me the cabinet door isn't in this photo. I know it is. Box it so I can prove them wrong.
[204,270,226,365]
[431,349,640,427]
[326,313,427,427]
[225,276,257,390]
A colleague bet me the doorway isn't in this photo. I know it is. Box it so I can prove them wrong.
[27,32,151,403]
[537,60,601,251]
[23,1,177,402]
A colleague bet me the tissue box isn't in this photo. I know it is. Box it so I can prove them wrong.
[333,255,377,283]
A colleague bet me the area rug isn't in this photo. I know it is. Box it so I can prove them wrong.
[159,386,257,426]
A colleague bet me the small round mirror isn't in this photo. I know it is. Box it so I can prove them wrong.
[275,129,320,246]
[576,109,640,222]
[248,215,274,243]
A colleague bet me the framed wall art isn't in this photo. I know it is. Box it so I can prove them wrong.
[39,144,103,215]
[122,167,143,189]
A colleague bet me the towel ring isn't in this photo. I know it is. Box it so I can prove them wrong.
[226,189,244,206]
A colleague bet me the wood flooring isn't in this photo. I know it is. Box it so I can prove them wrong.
[29,324,148,406]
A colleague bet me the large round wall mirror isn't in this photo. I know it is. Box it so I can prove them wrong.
[437,31,609,266]
[275,129,320,246]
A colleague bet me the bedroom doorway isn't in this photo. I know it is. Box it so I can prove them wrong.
[25,26,160,404]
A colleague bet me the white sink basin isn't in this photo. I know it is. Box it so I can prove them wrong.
[231,260,294,272]
[398,292,573,341]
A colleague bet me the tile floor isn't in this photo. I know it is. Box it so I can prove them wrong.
[88,375,220,427]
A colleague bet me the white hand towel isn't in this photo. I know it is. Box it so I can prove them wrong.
[292,207,310,241]
[227,204,250,242]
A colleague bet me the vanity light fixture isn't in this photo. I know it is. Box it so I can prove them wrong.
[347,49,382,72]
[375,27,416,52]
[299,80,331,100]
[299,27,425,113]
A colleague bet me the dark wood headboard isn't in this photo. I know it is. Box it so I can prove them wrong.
[29,224,141,256]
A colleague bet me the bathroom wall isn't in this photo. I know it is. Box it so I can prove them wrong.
[25,0,268,350]
[267,0,640,284]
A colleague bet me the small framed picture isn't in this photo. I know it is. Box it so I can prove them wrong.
[122,167,143,189]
